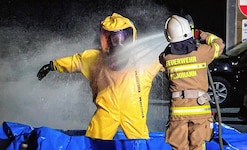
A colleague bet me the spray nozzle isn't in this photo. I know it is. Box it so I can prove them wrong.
[194,29,201,40]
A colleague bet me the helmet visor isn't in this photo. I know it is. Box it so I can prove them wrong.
[110,30,127,47]
[100,28,133,54]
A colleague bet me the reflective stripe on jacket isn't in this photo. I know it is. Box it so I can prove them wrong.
[170,105,211,116]
[163,35,224,92]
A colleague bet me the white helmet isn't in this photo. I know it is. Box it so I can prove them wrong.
[164,15,193,43]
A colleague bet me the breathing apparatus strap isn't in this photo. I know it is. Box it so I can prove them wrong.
[135,70,144,118]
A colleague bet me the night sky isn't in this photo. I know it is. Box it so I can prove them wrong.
[0,0,226,40]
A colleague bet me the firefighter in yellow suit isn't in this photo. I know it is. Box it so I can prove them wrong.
[159,15,225,150]
[37,13,164,140]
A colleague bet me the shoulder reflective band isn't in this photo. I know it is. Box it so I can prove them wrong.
[207,34,218,45]
[167,62,207,73]
[170,105,211,116]
[212,43,220,58]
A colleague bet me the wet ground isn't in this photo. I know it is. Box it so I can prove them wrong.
[212,107,247,133]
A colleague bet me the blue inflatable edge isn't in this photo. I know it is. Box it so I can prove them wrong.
[1,121,247,150]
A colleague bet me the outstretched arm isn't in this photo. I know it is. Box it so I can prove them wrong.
[37,49,100,81]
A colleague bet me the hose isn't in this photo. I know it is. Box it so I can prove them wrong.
[180,14,223,149]
[207,69,224,150]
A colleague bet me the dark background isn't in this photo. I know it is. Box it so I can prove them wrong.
[0,0,226,41]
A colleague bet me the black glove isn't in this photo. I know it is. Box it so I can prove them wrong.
[37,61,54,80]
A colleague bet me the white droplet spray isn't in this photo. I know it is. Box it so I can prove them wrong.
[113,32,168,70]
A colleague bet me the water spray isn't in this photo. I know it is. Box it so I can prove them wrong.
[113,32,168,69]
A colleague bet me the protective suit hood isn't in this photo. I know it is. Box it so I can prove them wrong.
[101,13,137,40]
[100,13,137,52]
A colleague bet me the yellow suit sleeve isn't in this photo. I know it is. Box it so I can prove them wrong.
[53,49,100,79]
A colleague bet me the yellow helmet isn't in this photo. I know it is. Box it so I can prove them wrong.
[100,13,137,53]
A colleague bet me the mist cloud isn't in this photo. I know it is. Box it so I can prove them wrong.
[0,4,170,131]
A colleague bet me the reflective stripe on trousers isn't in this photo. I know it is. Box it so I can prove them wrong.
[170,105,211,116]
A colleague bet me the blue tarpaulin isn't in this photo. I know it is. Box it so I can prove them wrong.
[1,121,247,150]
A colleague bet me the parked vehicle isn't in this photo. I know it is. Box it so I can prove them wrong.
[208,42,247,107]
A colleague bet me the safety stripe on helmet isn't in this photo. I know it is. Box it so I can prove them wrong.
[167,62,206,73]
[170,105,211,116]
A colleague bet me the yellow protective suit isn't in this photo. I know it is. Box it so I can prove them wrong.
[53,49,163,140]
[161,33,225,150]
